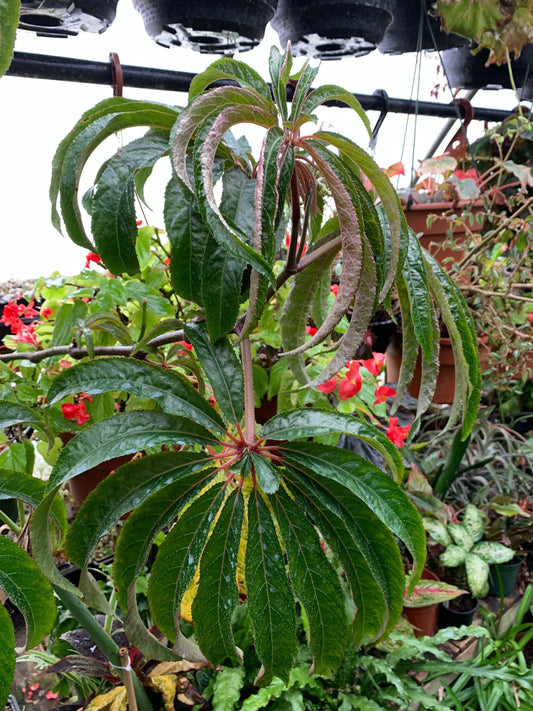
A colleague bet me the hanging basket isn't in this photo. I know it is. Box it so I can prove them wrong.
[271,0,394,59]
[19,1,118,37]
[133,0,278,53]
[378,0,466,54]
[442,44,533,93]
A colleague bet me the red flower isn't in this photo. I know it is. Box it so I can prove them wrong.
[46,691,59,700]
[374,385,396,405]
[41,306,53,320]
[164,257,171,265]
[175,340,193,352]
[338,361,362,400]
[306,325,318,336]
[12,322,38,345]
[528,313,533,326]
[361,352,385,376]
[318,376,338,394]
[330,284,339,297]
[386,417,411,447]
[61,401,90,426]
[84,251,101,268]
[136,219,143,226]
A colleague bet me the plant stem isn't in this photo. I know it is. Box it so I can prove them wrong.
[53,585,153,711]
[119,646,139,711]
[240,338,256,445]
[0,329,186,364]
[0,509,20,534]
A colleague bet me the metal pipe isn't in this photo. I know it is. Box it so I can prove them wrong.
[7,50,514,122]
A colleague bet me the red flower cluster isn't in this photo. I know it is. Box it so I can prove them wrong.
[61,393,92,426]
[0,298,40,345]
[386,417,411,447]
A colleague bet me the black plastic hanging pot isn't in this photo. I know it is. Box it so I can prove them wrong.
[442,44,533,93]
[19,1,119,37]
[271,0,394,59]
[133,0,278,54]
[378,0,466,54]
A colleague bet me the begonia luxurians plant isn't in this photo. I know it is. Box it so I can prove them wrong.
[0,46,481,691]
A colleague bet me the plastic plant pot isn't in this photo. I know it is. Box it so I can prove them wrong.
[438,593,479,628]
[19,1,118,37]
[271,0,394,59]
[133,0,277,53]
[487,558,523,597]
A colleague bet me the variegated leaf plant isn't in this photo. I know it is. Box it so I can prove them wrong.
[1,46,481,692]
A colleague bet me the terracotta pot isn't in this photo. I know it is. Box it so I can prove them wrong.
[386,336,456,404]
[403,568,440,637]
[404,201,484,278]
[59,433,134,507]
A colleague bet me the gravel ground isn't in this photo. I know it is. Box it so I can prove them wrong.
[0,279,38,303]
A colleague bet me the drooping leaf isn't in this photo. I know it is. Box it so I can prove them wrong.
[184,321,244,424]
[192,107,277,282]
[192,488,244,666]
[0,469,67,538]
[269,44,292,121]
[260,409,404,483]
[46,411,217,491]
[149,481,226,641]
[92,131,170,275]
[281,442,425,587]
[189,58,274,103]
[271,487,347,675]
[0,536,56,648]
[0,0,19,77]
[246,489,297,685]
[283,469,396,643]
[47,357,226,434]
[65,452,214,567]
[301,85,372,139]
[115,473,222,611]
[53,102,178,248]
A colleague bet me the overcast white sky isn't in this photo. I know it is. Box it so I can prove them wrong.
[0,1,520,282]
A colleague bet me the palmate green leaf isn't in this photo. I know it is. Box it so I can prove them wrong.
[246,489,297,686]
[0,400,43,429]
[47,357,226,434]
[281,442,425,586]
[46,411,217,491]
[271,487,347,675]
[65,451,214,567]
[0,0,19,77]
[283,470,395,643]
[193,107,277,283]
[148,481,226,641]
[193,489,244,667]
[0,536,56,648]
[189,57,273,104]
[55,104,178,249]
[184,321,244,424]
[115,473,222,611]
[0,602,15,711]
[92,131,170,275]
[260,409,404,483]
